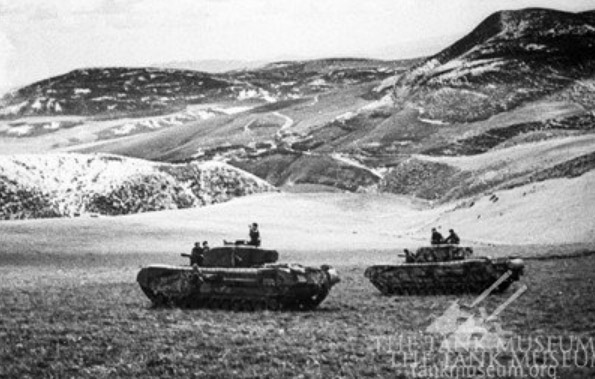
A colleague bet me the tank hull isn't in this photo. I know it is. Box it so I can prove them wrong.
[137,264,339,310]
[364,257,524,296]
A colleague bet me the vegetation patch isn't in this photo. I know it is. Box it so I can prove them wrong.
[424,113,595,156]
[379,159,468,200]
[0,154,275,220]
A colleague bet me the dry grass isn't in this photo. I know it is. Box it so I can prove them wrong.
[1,245,594,378]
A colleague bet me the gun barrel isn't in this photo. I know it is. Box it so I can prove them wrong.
[181,253,191,258]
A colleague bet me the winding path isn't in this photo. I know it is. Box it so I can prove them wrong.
[272,111,294,138]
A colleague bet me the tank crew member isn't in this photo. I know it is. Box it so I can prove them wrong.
[444,229,460,245]
[249,223,261,247]
[190,242,204,266]
[431,228,444,245]
[403,249,416,263]
[202,241,210,253]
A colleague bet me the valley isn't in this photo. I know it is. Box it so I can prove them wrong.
[1,5,595,379]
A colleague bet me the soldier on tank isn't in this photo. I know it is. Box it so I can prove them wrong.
[202,241,210,253]
[403,249,416,263]
[190,242,204,266]
[248,223,261,247]
[431,228,445,245]
[444,229,460,245]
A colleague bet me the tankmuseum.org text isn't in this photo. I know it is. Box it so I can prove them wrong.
[372,334,595,378]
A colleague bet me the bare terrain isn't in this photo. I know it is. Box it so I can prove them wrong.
[1,190,594,378]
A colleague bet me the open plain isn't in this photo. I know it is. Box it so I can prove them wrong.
[1,191,594,378]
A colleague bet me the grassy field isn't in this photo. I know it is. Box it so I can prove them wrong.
[1,245,594,378]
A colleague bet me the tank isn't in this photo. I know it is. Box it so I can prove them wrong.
[137,245,340,310]
[364,245,524,296]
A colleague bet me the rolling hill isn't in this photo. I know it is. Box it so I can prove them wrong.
[0,153,275,220]
[0,8,593,221]
[0,59,403,121]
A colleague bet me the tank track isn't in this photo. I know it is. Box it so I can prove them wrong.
[137,265,333,311]
[139,284,329,311]
[365,258,520,296]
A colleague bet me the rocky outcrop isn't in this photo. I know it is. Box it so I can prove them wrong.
[0,154,276,219]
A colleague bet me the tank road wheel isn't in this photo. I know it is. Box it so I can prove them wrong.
[299,296,322,310]
[303,285,331,310]
[253,300,266,311]
[212,298,224,310]
[232,300,245,312]
[266,298,280,311]
[220,299,232,310]
[454,283,467,295]
[450,284,461,295]
[242,300,256,312]
[495,277,515,293]
[140,286,169,307]
[419,284,431,296]
[427,285,438,296]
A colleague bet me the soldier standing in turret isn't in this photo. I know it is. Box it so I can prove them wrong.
[190,242,204,266]
[431,228,444,245]
[249,223,261,247]
[444,229,460,245]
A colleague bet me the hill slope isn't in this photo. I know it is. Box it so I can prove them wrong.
[0,59,402,120]
[393,8,595,123]
[0,153,275,219]
[0,9,594,201]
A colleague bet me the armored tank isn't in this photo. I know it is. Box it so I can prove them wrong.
[364,245,524,296]
[137,245,340,310]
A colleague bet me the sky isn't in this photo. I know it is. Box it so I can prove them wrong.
[0,0,593,90]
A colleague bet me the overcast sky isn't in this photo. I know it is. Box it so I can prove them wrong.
[0,0,593,89]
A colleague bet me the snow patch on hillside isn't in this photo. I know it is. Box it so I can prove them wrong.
[0,153,276,219]
[373,75,399,93]
[213,106,253,115]
[0,100,28,116]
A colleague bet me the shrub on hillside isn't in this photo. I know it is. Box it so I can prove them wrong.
[0,177,61,220]
[379,159,468,200]
[87,173,198,215]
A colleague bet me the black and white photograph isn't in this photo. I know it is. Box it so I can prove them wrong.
[1,0,594,377]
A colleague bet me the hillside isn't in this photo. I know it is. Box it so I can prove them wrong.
[0,153,275,220]
[392,8,595,123]
[0,68,237,119]
[0,59,403,121]
[0,9,594,204]
[0,172,593,255]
